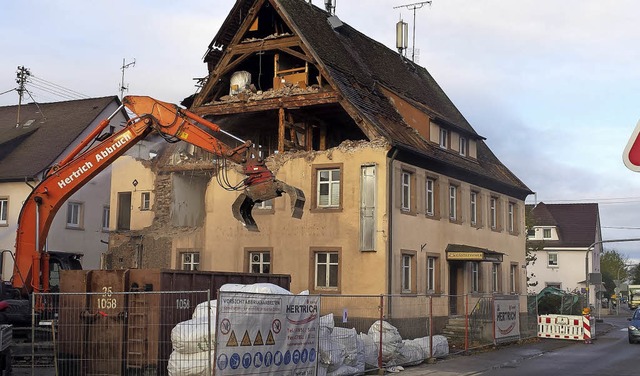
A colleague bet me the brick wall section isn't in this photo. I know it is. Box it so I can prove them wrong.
[106,172,193,269]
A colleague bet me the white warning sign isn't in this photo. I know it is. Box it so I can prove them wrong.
[216,292,319,375]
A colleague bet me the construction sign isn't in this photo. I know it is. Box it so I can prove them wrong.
[215,292,319,375]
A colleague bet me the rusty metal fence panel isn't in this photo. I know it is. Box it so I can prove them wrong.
[16,292,538,375]
[21,290,211,376]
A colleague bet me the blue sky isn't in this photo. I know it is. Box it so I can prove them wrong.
[2,0,640,260]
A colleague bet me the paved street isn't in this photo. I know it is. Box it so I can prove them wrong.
[401,310,627,376]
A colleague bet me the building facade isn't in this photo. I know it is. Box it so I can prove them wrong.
[526,202,603,305]
[107,0,532,319]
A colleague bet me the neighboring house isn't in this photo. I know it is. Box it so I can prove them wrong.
[107,0,532,320]
[526,202,603,304]
[0,96,128,279]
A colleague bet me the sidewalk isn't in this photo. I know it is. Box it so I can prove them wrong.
[398,319,615,376]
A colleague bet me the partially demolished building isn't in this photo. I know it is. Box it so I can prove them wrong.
[107,0,532,317]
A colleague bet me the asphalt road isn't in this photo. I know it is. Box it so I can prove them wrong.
[404,308,636,376]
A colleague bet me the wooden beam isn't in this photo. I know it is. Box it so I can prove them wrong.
[192,0,266,108]
[278,108,285,153]
[277,46,314,64]
[233,36,301,54]
[192,91,340,117]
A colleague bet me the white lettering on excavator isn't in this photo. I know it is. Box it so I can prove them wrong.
[57,161,93,189]
[56,131,133,190]
[95,132,132,162]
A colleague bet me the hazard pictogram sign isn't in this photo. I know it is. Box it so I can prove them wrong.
[623,119,640,172]
[253,330,264,345]
[241,330,252,346]
[227,331,238,347]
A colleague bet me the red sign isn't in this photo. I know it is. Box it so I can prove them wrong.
[624,120,640,172]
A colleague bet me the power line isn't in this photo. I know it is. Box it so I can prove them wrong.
[29,75,89,99]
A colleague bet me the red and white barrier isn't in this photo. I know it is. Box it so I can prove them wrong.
[537,314,595,343]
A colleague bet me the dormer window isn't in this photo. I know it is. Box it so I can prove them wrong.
[439,128,449,149]
[543,228,552,239]
[459,137,467,156]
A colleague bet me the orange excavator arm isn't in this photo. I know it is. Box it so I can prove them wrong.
[13,96,304,295]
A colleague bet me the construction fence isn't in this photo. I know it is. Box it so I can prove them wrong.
[14,291,539,375]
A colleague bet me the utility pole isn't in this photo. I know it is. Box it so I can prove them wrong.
[120,58,136,100]
[393,1,432,62]
[15,66,31,127]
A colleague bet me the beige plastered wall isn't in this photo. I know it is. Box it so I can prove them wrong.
[199,143,390,295]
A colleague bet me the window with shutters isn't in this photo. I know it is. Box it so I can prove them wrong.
[360,165,376,251]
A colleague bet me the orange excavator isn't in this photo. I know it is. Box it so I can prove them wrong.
[0,96,305,324]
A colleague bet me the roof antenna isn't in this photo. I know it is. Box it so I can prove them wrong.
[393,1,432,62]
[120,58,136,100]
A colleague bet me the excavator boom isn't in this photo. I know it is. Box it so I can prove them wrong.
[12,96,305,294]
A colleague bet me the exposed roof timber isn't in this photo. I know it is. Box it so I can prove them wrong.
[219,52,253,78]
[192,91,340,116]
[277,46,314,64]
[193,0,266,108]
[233,36,302,55]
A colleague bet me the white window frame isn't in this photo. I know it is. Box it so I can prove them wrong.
[470,191,477,225]
[439,128,448,149]
[315,252,339,290]
[249,251,271,273]
[459,137,467,156]
[102,205,110,231]
[66,202,82,228]
[317,169,341,208]
[548,252,558,267]
[449,185,457,220]
[426,178,435,216]
[402,254,412,293]
[543,228,552,239]
[492,263,499,292]
[0,198,7,226]
[490,197,497,230]
[510,264,518,293]
[401,172,411,212]
[427,257,436,291]
[181,252,200,271]
[141,192,151,211]
[471,262,480,292]
[508,202,515,232]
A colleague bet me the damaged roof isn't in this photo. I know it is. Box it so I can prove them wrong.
[0,96,120,181]
[527,202,601,248]
[203,0,531,198]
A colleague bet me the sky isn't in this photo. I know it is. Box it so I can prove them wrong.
[2,0,640,260]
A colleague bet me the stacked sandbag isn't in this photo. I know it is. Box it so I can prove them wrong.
[316,314,365,376]
[168,283,293,375]
[168,300,217,375]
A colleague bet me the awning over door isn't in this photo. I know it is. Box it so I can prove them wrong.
[445,244,504,262]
